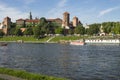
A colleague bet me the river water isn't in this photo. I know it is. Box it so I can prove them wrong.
[0,43,120,80]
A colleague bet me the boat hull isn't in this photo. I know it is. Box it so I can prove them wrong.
[70,41,85,45]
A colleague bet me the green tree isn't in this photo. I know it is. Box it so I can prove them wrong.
[46,22,56,35]
[14,28,23,36]
[0,30,4,37]
[112,22,120,34]
[39,17,47,25]
[87,24,100,35]
[11,23,16,28]
[69,28,74,35]
[75,24,85,35]
[33,25,41,38]
[24,27,33,35]
[9,28,16,35]
[55,27,63,34]
[102,22,114,34]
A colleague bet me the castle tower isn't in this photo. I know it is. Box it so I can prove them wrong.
[72,16,78,27]
[62,12,70,29]
[29,12,32,20]
[3,17,11,34]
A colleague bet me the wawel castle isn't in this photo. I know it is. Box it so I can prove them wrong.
[0,12,82,35]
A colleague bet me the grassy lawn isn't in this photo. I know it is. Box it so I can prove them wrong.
[0,78,5,80]
[0,68,68,80]
[0,36,86,42]
[0,36,50,42]
[0,35,116,43]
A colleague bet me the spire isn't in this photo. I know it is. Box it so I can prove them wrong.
[29,12,32,20]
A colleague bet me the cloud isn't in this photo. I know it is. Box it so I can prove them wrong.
[58,0,67,7]
[98,7,119,17]
[46,0,68,19]
[0,3,28,22]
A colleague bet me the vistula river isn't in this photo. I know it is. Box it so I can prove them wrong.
[0,43,120,80]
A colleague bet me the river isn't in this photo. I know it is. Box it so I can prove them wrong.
[0,43,120,80]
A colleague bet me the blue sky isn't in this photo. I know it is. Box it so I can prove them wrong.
[0,0,120,25]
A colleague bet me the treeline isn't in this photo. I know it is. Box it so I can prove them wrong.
[0,17,120,38]
[102,22,120,34]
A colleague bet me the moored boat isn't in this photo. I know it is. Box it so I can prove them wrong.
[70,41,85,45]
[0,43,8,46]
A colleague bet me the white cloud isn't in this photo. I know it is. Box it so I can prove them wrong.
[0,3,28,22]
[98,7,119,17]
[46,0,68,19]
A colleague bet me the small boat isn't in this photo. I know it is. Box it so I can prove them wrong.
[0,43,8,46]
[70,41,85,45]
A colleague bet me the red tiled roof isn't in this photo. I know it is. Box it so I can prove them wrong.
[55,18,62,20]
[47,19,55,22]
[47,18,62,22]
[26,19,39,23]
[16,18,25,21]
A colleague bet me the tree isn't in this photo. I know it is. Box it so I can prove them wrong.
[9,28,16,35]
[14,28,23,36]
[11,23,16,28]
[75,24,85,35]
[102,22,114,34]
[39,17,47,25]
[24,27,33,35]
[0,30,4,37]
[46,22,56,35]
[69,28,74,35]
[112,22,120,34]
[87,24,100,35]
[55,27,63,34]
[33,25,41,38]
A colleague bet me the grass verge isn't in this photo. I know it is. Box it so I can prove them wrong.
[0,67,68,80]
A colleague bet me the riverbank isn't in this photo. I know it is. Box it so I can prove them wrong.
[0,36,84,43]
[0,36,120,44]
[0,68,68,80]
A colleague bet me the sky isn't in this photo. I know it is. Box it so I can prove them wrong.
[0,0,120,25]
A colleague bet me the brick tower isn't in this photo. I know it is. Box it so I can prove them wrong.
[3,17,11,34]
[62,12,70,29]
[72,16,78,27]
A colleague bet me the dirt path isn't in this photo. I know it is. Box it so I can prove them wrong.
[0,74,26,80]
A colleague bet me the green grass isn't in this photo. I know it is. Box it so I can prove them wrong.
[0,36,85,43]
[0,78,5,80]
[0,67,68,80]
[0,36,50,42]
[0,35,116,43]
